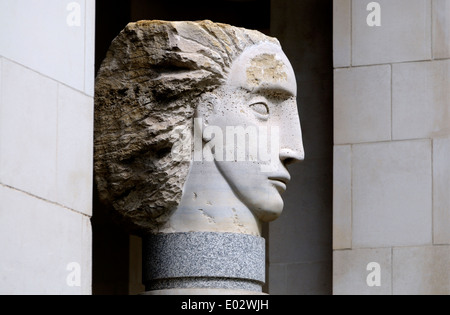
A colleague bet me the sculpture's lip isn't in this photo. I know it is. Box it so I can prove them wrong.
[268,174,291,185]
[269,179,286,192]
[268,175,290,193]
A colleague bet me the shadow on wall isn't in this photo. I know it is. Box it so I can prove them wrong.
[268,0,333,295]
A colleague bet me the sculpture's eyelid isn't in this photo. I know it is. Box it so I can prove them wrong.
[250,101,270,117]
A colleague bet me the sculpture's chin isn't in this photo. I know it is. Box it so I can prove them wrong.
[213,161,286,223]
[247,194,284,223]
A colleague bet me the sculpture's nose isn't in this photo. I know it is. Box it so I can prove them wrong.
[280,147,304,166]
[279,100,305,166]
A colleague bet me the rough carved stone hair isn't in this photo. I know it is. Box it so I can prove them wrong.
[94,20,280,232]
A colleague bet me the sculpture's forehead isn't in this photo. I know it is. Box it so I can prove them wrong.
[227,42,297,96]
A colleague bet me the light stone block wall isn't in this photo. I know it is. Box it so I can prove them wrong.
[0,0,95,294]
[333,0,450,295]
[0,0,95,96]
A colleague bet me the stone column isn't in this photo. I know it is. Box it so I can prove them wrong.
[142,232,265,294]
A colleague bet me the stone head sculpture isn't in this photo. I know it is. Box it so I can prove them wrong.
[95,20,304,236]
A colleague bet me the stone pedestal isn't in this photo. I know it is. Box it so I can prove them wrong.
[142,232,265,294]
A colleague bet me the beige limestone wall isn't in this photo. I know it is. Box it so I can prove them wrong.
[0,0,95,294]
[333,0,450,295]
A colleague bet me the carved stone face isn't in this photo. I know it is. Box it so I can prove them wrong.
[193,42,304,223]
[173,43,304,233]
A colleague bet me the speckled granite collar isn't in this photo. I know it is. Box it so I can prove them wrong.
[142,232,266,292]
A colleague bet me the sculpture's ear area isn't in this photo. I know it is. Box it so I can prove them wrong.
[194,105,208,121]
[194,92,217,122]
[193,92,220,141]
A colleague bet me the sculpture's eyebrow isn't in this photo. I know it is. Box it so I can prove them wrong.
[251,86,297,99]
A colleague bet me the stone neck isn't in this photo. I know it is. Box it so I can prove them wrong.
[159,160,262,236]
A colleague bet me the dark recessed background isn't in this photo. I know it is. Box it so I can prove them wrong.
[95,0,270,75]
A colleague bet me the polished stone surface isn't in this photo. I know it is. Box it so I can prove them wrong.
[143,232,265,292]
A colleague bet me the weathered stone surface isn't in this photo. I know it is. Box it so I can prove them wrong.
[94,20,283,233]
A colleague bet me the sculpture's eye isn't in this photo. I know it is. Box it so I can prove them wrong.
[250,102,269,119]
